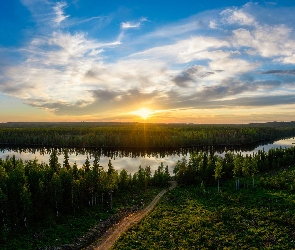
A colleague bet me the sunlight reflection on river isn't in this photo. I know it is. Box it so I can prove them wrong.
[0,137,294,174]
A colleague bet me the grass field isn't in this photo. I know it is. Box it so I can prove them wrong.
[113,169,295,249]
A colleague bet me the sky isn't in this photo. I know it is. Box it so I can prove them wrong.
[1,0,295,124]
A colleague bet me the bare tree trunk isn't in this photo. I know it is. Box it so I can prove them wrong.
[55,190,58,217]
[71,187,74,206]
[110,191,113,210]
[217,179,220,192]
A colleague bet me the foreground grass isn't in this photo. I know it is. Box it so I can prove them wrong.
[1,187,162,250]
[113,177,295,249]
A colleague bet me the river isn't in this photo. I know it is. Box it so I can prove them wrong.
[0,137,294,174]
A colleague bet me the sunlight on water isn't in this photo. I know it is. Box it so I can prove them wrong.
[0,137,294,174]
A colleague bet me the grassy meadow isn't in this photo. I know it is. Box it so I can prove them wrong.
[113,167,295,249]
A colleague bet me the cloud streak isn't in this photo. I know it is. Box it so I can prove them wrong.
[53,2,69,25]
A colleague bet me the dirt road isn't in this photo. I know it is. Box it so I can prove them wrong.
[91,181,177,250]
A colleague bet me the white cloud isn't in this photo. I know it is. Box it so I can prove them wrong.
[232,25,295,58]
[280,54,295,64]
[1,30,122,105]
[209,58,258,75]
[221,7,256,26]
[20,0,69,28]
[121,21,141,29]
[121,17,148,30]
[53,2,69,25]
[131,36,229,63]
[209,20,217,29]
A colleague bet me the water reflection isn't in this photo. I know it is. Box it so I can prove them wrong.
[0,137,294,174]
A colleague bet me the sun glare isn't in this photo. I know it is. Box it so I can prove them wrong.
[132,108,153,120]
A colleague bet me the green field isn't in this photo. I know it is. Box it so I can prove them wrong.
[113,167,295,249]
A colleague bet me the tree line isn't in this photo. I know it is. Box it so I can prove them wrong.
[173,146,295,192]
[0,122,295,149]
[0,150,170,240]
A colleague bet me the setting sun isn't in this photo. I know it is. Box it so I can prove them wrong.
[131,108,153,119]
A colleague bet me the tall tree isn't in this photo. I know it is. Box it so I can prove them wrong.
[214,156,224,192]
[250,156,258,187]
[233,154,242,191]
[83,156,91,173]
[63,149,70,170]
[49,149,60,173]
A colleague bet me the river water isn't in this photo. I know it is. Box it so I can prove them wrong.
[0,137,294,174]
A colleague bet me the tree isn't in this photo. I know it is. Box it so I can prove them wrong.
[6,164,31,229]
[153,163,170,187]
[83,156,91,173]
[0,165,8,238]
[91,156,103,206]
[250,156,258,187]
[25,159,45,222]
[214,157,224,192]
[145,166,152,187]
[106,160,118,209]
[224,150,235,179]
[63,149,70,170]
[93,153,100,169]
[137,166,146,189]
[59,168,73,214]
[173,157,187,184]
[49,149,60,173]
[233,154,242,191]
[72,161,79,180]
[242,155,251,188]
[119,169,129,190]
[51,172,62,217]
[107,159,115,175]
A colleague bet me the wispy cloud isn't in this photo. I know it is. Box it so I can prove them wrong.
[121,17,147,29]
[20,0,69,28]
[121,21,141,29]
[53,2,69,25]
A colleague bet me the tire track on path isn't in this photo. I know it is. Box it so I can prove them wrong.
[89,181,177,250]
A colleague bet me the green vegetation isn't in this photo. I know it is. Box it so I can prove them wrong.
[1,144,294,249]
[173,146,295,189]
[1,187,162,250]
[1,122,295,249]
[113,167,295,249]
[0,152,170,249]
[112,146,295,249]
[0,121,295,149]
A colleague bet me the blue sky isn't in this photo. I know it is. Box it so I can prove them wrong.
[1,0,295,123]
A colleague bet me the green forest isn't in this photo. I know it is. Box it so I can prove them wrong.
[0,122,295,249]
[0,121,295,148]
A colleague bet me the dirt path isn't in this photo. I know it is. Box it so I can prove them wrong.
[90,181,177,250]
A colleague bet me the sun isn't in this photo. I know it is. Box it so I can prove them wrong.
[132,108,153,120]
